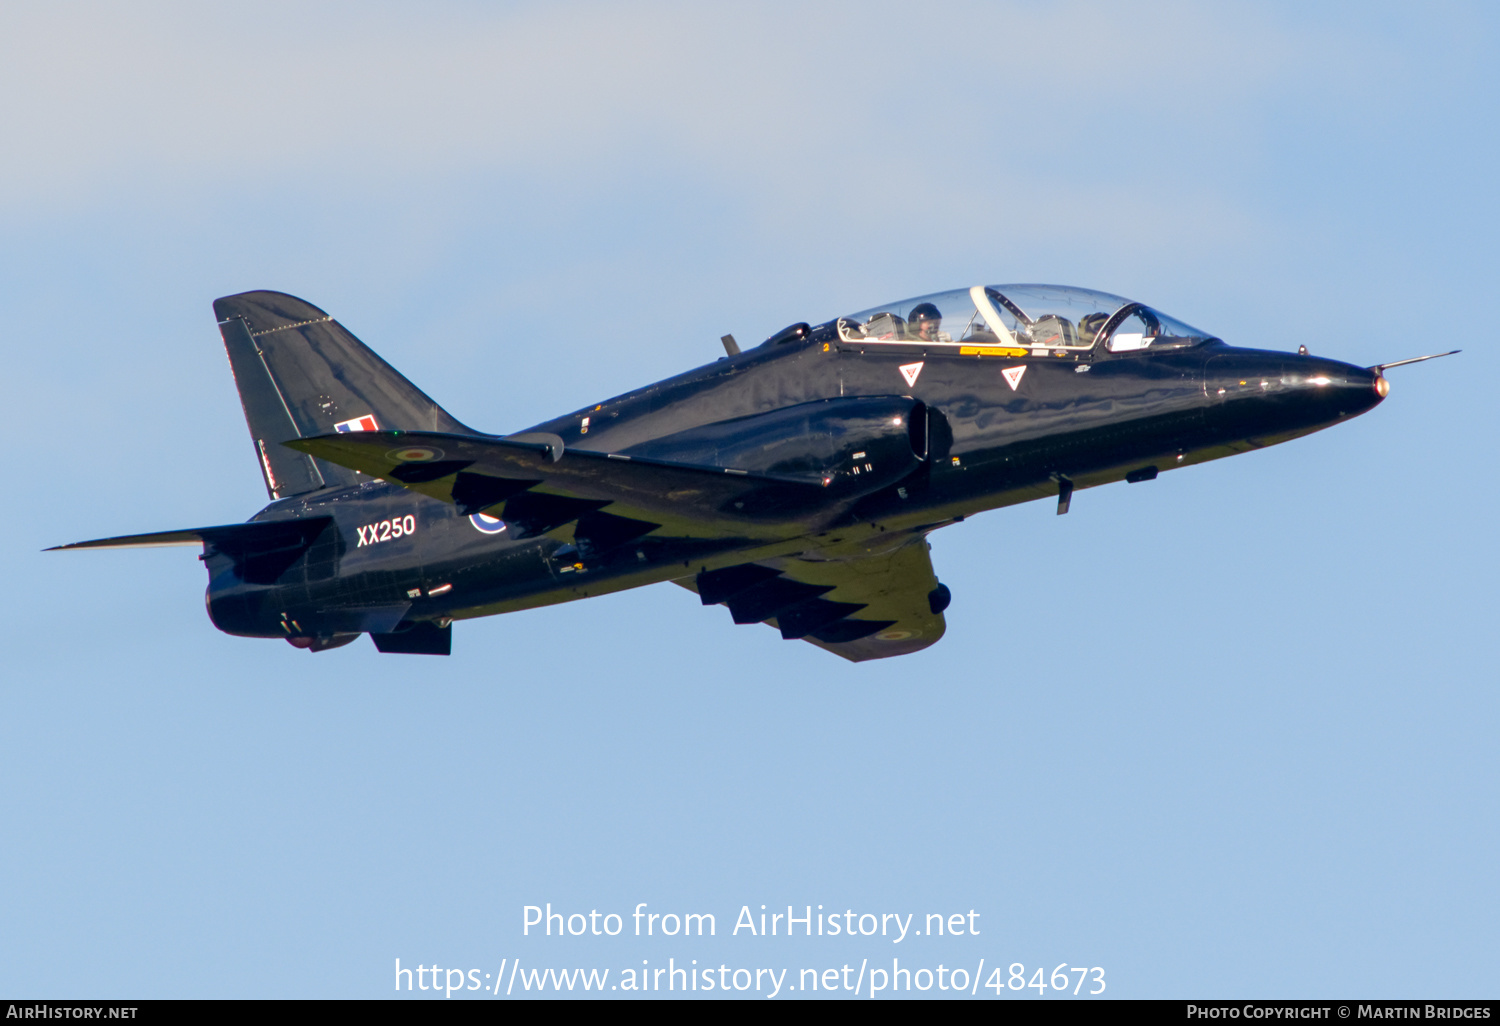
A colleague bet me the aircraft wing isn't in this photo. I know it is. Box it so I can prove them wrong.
[675,535,947,662]
[287,430,833,540]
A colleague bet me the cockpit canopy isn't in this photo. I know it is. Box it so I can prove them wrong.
[839,285,1215,354]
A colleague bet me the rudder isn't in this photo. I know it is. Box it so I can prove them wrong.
[214,290,474,499]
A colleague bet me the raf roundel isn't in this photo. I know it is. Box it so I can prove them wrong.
[469,513,508,535]
[387,446,444,463]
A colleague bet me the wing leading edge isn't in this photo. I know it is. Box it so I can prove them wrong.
[286,430,838,539]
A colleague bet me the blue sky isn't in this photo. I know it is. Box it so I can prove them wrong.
[2,0,1496,999]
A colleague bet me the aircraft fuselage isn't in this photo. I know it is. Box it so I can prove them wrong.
[205,319,1382,643]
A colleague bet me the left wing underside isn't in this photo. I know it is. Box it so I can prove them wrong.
[294,430,949,660]
[675,536,948,662]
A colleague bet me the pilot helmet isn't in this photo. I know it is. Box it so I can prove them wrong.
[909,302,941,325]
[1078,311,1109,341]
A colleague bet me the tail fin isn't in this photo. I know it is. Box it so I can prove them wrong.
[214,290,474,500]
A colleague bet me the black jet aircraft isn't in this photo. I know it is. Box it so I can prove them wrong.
[53,284,1453,660]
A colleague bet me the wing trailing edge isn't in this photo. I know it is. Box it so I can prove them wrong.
[677,536,948,662]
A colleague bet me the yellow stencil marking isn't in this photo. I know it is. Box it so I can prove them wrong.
[959,346,1028,357]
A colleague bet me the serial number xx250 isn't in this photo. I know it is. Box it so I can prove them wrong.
[356,515,417,547]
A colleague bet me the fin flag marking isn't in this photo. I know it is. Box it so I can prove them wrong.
[335,414,379,433]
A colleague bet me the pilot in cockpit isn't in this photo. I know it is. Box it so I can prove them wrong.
[908,302,949,343]
[1078,312,1109,346]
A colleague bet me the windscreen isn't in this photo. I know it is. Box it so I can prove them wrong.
[841,284,1213,353]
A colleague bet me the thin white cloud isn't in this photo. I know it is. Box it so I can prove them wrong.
[0,0,1387,206]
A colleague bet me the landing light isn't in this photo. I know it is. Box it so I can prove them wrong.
[1375,376,1391,398]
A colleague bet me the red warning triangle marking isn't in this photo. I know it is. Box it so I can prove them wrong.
[1002,365,1026,391]
[899,361,924,387]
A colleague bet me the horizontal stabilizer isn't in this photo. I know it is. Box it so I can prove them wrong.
[48,528,217,550]
[49,517,332,553]
[50,517,333,585]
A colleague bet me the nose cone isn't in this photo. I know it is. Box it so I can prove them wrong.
[1285,355,1385,419]
[1205,349,1385,440]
